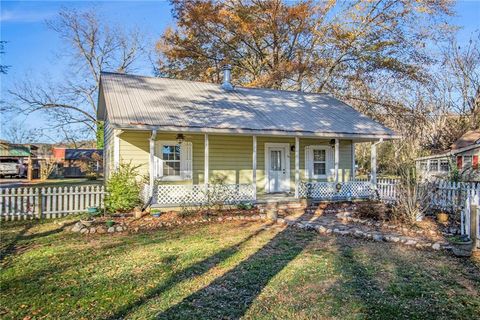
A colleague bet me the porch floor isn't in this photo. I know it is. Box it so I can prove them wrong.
[255,192,298,204]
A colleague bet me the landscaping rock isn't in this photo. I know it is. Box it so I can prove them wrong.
[80,228,88,234]
[71,222,83,233]
[89,228,96,234]
[107,227,115,233]
[432,243,441,251]
[373,234,384,242]
[116,226,124,232]
[405,239,417,246]
[97,227,106,234]
[316,225,327,234]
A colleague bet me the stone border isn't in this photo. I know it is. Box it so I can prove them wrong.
[68,214,450,252]
[275,217,449,251]
[70,221,127,234]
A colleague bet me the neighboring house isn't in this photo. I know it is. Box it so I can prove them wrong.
[97,68,398,207]
[0,141,38,178]
[52,148,103,178]
[416,130,480,182]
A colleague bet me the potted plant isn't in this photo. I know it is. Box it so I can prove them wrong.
[450,235,473,257]
[151,209,161,218]
[436,211,449,223]
[87,206,99,216]
[106,220,115,228]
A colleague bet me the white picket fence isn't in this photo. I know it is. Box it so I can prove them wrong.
[353,178,400,202]
[0,185,105,220]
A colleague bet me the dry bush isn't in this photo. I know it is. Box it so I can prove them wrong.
[354,201,393,222]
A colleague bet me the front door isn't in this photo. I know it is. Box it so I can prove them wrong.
[266,145,289,193]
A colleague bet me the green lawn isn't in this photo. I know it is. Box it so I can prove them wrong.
[1,218,479,319]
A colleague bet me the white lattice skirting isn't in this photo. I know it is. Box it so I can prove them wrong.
[299,181,373,200]
[153,184,256,206]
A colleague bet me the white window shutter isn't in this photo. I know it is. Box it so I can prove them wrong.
[180,142,193,180]
[305,146,312,179]
[326,148,334,180]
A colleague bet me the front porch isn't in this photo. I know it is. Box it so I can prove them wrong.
[114,130,384,208]
[147,180,376,208]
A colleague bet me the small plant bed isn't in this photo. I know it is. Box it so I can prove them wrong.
[68,207,262,235]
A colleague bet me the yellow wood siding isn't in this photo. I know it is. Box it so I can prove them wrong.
[113,131,354,192]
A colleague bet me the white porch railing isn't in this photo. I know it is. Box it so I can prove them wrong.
[298,181,373,200]
[152,184,256,206]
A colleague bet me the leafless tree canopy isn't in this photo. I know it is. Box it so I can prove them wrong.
[7,8,146,141]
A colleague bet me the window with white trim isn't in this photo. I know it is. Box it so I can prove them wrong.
[155,141,193,181]
[306,146,332,179]
[162,144,181,177]
[440,159,449,172]
[429,159,439,172]
[313,149,326,176]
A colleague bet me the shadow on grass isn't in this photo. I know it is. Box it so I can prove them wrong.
[155,216,315,320]
[0,220,76,266]
[107,223,273,319]
[331,237,480,320]
[0,222,33,263]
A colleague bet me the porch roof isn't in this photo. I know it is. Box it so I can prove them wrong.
[98,72,399,140]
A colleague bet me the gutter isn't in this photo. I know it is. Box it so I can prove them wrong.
[109,123,401,141]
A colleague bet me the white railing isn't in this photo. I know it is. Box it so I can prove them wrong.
[153,184,256,206]
[0,185,105,220]
[299,181,373,200]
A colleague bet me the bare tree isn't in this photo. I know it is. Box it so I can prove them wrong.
[1,121,42,144]
[8,8,146,143]
[0,41,10,74]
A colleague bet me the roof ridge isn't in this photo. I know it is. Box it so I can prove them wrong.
[100,71,334,97]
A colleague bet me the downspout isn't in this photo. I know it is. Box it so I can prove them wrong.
[149,130,157,198]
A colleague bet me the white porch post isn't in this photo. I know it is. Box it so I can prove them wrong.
[252,135,257,200]
[334,138,339,182]
[204,134,209,187]
[149,130,157,196]
[295,136,300,198]
[371,139,383,187]
[351,142,356,181]
[113,129,121,170]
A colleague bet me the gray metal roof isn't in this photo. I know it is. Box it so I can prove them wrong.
[98,72,397,138]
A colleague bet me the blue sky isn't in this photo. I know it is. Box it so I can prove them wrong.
[0,0,479,143]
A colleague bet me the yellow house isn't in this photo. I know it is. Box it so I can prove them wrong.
[97,67,398,207]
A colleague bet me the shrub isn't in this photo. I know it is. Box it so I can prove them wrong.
[354,201,391,221]
[104,162,143,213]
[236,202,253,210]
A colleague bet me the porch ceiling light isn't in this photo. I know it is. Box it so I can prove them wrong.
[329,139,335,148]
[176,133,185,144]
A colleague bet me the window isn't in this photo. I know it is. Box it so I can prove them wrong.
[429,159,439,172]
[419,161,428,171]
[162,144,181,177]
[440,159,449,172]
[306,146,330,179]
[464,156,472,168]
[313,149,326,176]
[155,141,193,180]
[270,150,282,171]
